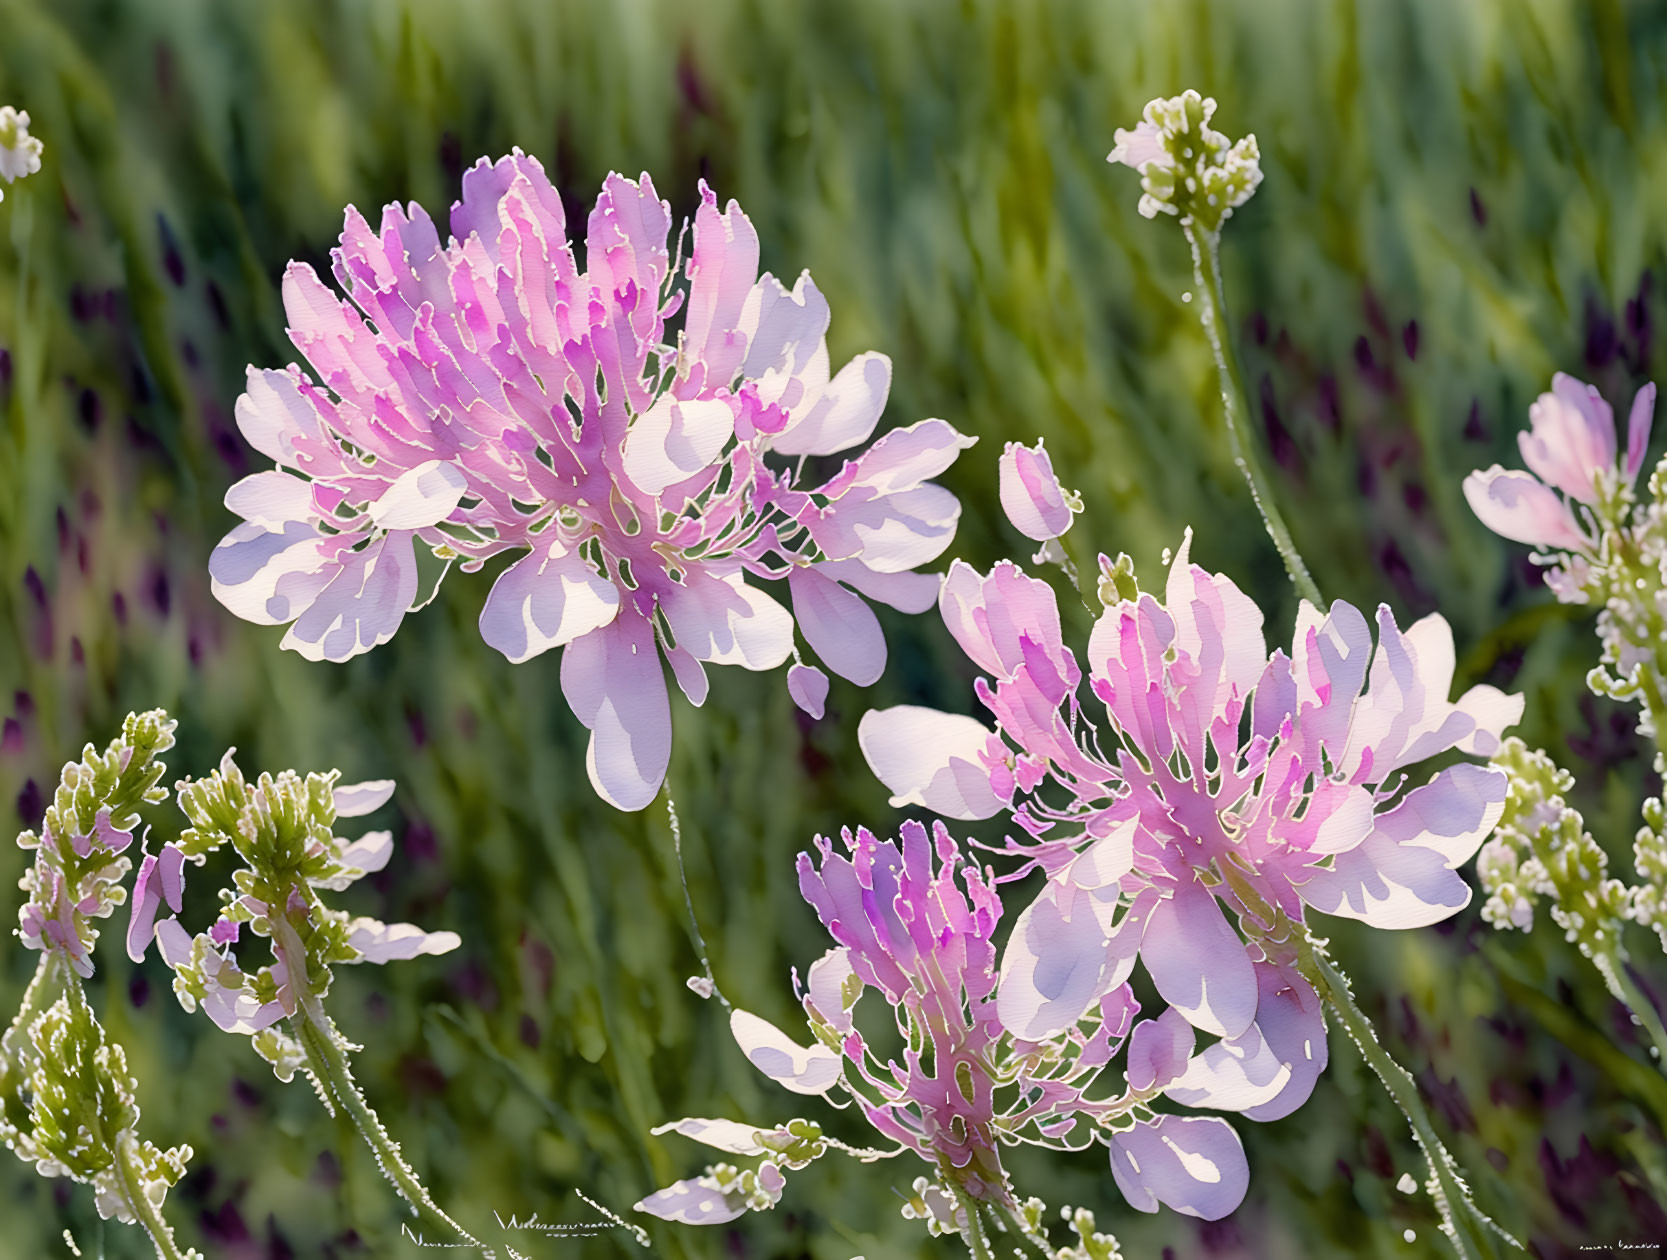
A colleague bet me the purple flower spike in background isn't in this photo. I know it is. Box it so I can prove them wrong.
[213,156,972,809]
[639,820,1256,1252]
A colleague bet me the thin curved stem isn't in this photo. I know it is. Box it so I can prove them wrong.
[1594,945,1667,1067]
[293,1017,489,1254]
[1186,223,1323,608]
[112,1131,196,1260]
[1303,950,1518,1258]
[272,918,489,1255]
[664,792,728,1007]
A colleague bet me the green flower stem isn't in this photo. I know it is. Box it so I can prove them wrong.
[293,1017,488,1254]
[1186,223,1323,608]
[111,1130,195,1260]
[1302,949,1516,1259]
[1,951,71,1059]
[941,1169,992,1260]
[272,920,487,1255]
[1594,944,1667,1067]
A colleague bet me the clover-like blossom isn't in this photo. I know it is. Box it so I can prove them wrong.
[131,753,455,1080]
[638,821,1251,1238]
[212,154,970,809]
[1464,372,1655,562]
[861,535,1521,1147]
[15,711,176,979]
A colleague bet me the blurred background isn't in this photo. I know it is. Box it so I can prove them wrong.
[2,0,1666,1256]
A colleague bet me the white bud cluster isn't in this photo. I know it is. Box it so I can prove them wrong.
[1108,90,1263,231]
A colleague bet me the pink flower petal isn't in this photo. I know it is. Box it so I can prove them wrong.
[998,439,1074,541]
[787,663,830,720]
[857,706,1004,820]
[1109,1114,1249,1220]
[280,530,421,662]
[1462,466,1589,551]
[1627,382,1657,482]
[788,567,885,686]
[772,352,891,457]
[560,613,672,811]
[1140,880,1257,1039]
[1126,1007,1196,1093]
[479,536,621,663]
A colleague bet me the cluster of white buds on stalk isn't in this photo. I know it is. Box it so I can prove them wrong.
[1108,90,1263,232]
[1479,739,1634,956]
[1633,802,1667,952]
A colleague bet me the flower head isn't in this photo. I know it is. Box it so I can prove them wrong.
[15,711,176,978]
[639,821,1253,1236]
[213,155,969,809]
[0,106,43,199]
[137,752,454,1079]
[1463,372,1655,558]
[1108,91,1263,231]
[862,530,1520,1135]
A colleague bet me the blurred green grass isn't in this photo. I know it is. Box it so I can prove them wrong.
[2,0,1667,1256]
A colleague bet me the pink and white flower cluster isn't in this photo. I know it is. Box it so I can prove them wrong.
[16,710,177,980]
[128,755,456,1050]
[639,820,1253,1231]
[212,153,970,809]
[19,806,136,980]
[860,510,1522,1188]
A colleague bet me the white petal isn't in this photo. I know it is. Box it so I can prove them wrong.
[856,705,1003,820]
[649,1117,769,1156]
[729,1008,842,1095]
[771,352,891,457]
[334,781,396,816]
[622,396,737,496]
[345,918,462,963]
[479,536,621,663]
[368,459,468,530]
[634,1178,747,1226]
[224,471,317,531]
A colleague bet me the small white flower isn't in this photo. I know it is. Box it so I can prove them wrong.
[0,106,44,200]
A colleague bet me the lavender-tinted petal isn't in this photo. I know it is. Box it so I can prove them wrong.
[480,537,621,663]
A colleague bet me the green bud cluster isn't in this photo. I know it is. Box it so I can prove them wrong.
[703,1161,784,1212]
[1056,1204,1124,1260]
[1631,797,1667,952]
[1110,90,1263,232]
[16,709,176,968]
[1478,739,1632,961]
